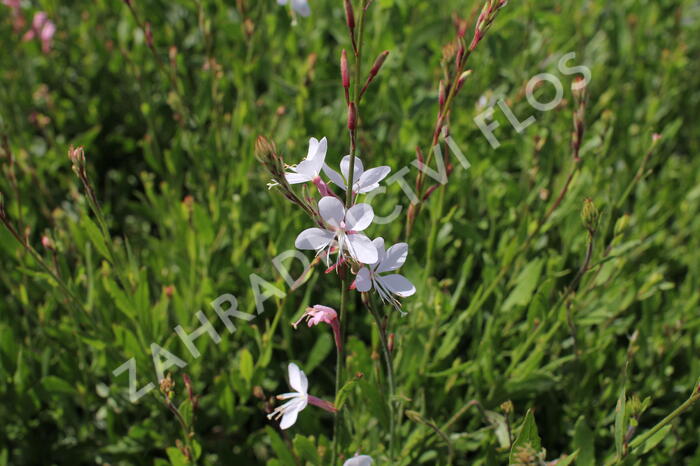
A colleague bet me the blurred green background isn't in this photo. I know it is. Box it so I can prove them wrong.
[1,0,699,464]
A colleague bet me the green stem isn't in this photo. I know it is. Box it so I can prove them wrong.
[424,174,445,279]
[367,297,396,462]
[628,389,700,452]
[333,2,368,464]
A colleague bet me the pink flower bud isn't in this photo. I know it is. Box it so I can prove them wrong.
[41,236,53,250]
[347,103,357,130]
[368,50,389,79]
[145,22,153,48]
[343,0,355,30]
[341,49,350,89]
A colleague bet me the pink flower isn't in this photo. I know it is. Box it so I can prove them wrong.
[293,305,343,353]
[23,12,56,53]
[2,0,20,11]
[293,304,337,328]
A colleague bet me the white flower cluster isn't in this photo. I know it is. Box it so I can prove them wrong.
[289,137,416,305]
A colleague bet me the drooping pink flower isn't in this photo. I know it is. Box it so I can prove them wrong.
[293,305,343,353]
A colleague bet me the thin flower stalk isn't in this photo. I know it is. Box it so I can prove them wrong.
[406,0,508,238]
[334,1,370,464]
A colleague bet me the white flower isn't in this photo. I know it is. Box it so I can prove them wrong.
[355,238,415,306]
[267,363,308,429]
[296,196,378,264]
[277,0,311,17]
[323,155,391,194]
[285,137,327,184]
[344,455,374,466]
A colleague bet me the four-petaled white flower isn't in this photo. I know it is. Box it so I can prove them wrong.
[296,196,378,265]
[324,155,391,194]
[355,238,415,306]
[343,455,374,466]
[277,0,311,17]
[267,362,308,429]
[285,137,327,184]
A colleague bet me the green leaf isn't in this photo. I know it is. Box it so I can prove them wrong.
[509,409,542,464]
[293,434,320,465]
[553,450,579,466]
[178,399,194,427]
[503,259,544,311]
[304,333,332,374]
[265,426,296,465]
[41,375,76,396]
[239,348,254,384]
[165,447,189,466]
[573,417,595,466]
[82,215,111,262]
[640,425,672,454]
[614,386,627,459]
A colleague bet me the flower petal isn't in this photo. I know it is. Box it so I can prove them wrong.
[318,196,345,228]
[295,228,334,251]
[340,155,363,184]
[306,137,319,159]
[279,405,300,429]
[377,242,408,273]
[345,203,374,231]
[288,362,308,393]
[346,233,378,264]
[323,164,347,190]
[294,158,320,179]
[307,137,327,174]
[343,455,374,466]
[372,237,386,265]
[377,274,415,297]
[355,267,373,292]
[356,166,391,193]
[291,0,311,16]
[285,171,312,184]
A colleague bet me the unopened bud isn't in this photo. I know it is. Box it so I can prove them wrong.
[159,373,175,397]
[68,145,85,165]
[456,69,472,94]
[500,400,514,414]
[455,41,465,67]
[343,0,355,30]
[423,184,440,201]
[41,236,54,250]
[628,394,643,417]
[388,333,395,353]
[145,22,153,48]
[572,75,587,96]
[581,198,599,233]
[253,385,265,400]
[614,214,630,236]
[347,103,357,130]
[254,135,276,162]
[341,49,350,89]
[368,50,389,79]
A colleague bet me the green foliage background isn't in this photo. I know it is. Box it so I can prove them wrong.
[1,0,699,464]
